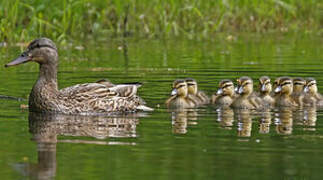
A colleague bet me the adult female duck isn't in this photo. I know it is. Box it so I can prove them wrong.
[5,38,153,114]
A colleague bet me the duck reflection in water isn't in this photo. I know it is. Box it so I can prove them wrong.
[12,112,144,179]
[216,107,234,129]
[235,109,252,137]
[171,109,198,134]
[259,109,272,134]
[303,106,317,131]
[274,107,293,135]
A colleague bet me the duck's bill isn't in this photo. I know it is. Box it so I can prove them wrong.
[261,84,266,92]
[274,86,282,93]
[238,86,244,94]
[234,87,239,93]
[216,88,223,95]
[171,89,177,96]
[5,55,31,67]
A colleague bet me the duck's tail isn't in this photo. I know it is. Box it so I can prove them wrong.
[136,105,154,111]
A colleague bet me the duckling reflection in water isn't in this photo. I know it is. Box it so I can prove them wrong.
[291,77,306,107]
[274,108,293,135]
[171,110,198,134]
[236,109,252,137]
[274,77,297,107]
[165,79,196,109]
[216,107,234,129]
[231,76,262,109]
[185,78,210,105]
[258,76,274,108]
[303,78,323,107]
[212,79,236,108]
[259,110,272,134]
[303,106,317,131]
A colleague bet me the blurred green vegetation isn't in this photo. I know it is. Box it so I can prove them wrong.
[0,0,322,43]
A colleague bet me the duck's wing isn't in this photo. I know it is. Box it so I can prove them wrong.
[96,79,142,97]
[59,83,152,113]
[95,79,115,88]
[108,83,142,97]
[60,83,118,97]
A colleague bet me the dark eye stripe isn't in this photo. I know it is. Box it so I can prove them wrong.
[222,84,232,88]
[294,82,304,85]
[281,82,291,86]
[187,83,195,86]
[29,44,57,51]
[177,84,185,89]
[309,83,316,86]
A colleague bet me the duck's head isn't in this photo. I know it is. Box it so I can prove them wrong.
[216,79,234,96]
[171,79,188,97]
[274,77,293,95]
[235,76,253,95]
[293,77,306,94]
[185,78,198,95]
[259,76,272,94]
[304,78,317,94]
[5,38,58,67]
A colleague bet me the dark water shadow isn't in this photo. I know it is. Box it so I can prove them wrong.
[12,112,147,179]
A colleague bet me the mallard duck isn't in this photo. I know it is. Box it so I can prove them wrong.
[231,76,261,109]
[258,76,274,107]
[165,79,196,109]
[185,78,209,105]
[274,77,297,107]
[291,77,306,107]
[211,79,236,107]
[5,38,153,114]
[303,78,323,107]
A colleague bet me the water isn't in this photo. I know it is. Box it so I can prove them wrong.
[0,34,323,179]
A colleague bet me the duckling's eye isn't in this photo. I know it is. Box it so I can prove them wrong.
[265,82,270,85]
[243,82,250,86]
[308,83,316,87]
[177,85,185,89]
[187,83,195,86]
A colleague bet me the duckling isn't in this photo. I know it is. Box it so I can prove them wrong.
[211,79,236,107]
[185,78,209,105]
[291,77,306,107]
[303,78,323,107]
[165,80,196,109]
[231,76,261,109]
[274,77,297,107]
[258,76,274,107]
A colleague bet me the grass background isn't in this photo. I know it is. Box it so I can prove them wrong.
[0,0,322,43]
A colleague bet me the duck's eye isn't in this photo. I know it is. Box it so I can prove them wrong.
[177,85,185,89]
[264,82,270,85]
[243,82,250,86]
[187,83,195,86]
[309,83,316,87]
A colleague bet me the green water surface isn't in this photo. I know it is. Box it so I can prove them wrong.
[0,34,323,179]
